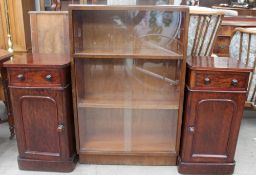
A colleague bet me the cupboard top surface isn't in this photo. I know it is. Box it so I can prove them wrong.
[3,53,70,68]
[187,56,253,72]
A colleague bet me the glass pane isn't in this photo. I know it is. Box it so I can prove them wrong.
[76,59,180,107]
[75,58,181,152]
[72,9,185,59]
[78,108,178,152]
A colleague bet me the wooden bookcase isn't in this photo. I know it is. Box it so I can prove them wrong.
[69,5,189,165]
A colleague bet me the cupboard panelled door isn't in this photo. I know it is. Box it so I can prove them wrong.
[11,88,67,161]
[182,91,246,163]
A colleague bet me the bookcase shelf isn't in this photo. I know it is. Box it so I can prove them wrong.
[78,107,178,152]
[74,49,183,59]
[78,99,179,109]
[81,133,176,152]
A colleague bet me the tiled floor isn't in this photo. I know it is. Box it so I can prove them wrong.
[0,111,255,175]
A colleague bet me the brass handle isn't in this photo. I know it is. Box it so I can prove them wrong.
[45,74,52,81]
[204,77,211,85]
[188,126,195,133]
[57,124,64,133]
[231,79,238,87]
[17,74,25,81]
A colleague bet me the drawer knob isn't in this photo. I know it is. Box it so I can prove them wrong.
[17,74,25,81]
[57,124,64,132]
[204,77,211,85]
[45,74,52,81]
[188,126,195,133]
[231,79,238,87]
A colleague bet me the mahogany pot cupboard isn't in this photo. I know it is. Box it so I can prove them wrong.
[178,56,253,174]
[0,4,253,175]
[4,54,77,172]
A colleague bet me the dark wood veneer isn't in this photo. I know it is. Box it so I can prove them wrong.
[8,68,69,87]
[189,71,249,91]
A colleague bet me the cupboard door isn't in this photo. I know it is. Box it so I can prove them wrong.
[10,88,66,161]
[182,90,246,163]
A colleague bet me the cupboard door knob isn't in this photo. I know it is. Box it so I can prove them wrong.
[204,77,211,85]
[17,74,25,81]
[231,79,238,87]
[188,126,195,133]
[57,124,64,132]
[45,74,52,81]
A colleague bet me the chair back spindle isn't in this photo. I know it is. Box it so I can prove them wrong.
[187,7,223,56]
[230,28,256,108]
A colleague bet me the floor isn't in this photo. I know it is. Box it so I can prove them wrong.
[0,111,255,175]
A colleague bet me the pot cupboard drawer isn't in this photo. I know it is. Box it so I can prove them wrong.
[187,70,249,91]
[8,68,69,87]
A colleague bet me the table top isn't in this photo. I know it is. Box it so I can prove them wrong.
[222,16,256,27]
[213,5,256,11]
[0,49,12,65]
[3,53,70,68]
[187,56,254,72]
